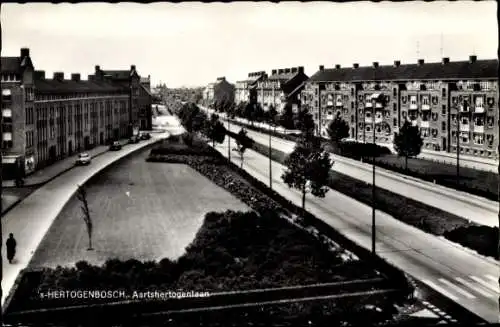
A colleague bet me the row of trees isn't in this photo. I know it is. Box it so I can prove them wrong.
[212,101,296,130]
[326,112,424,170]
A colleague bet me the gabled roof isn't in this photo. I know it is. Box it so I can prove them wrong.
[268,71,298,82]
[101,70,132,80]
[1,57,21,73]
[309,59,498,83]
[287,82,305,99]
[140,83,152,96]
[34,78,123,94]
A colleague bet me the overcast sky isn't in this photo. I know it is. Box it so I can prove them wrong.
[2,2,497,88]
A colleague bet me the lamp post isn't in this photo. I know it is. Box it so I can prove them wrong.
[371,95,377,254]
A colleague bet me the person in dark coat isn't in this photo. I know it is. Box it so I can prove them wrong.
[6,233,16,264]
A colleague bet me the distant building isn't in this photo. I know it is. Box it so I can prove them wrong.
[203,77,235,108]
[256,67,309,114]
[302,57,499,160]
[235,71,267,105]
[1,48,153,179]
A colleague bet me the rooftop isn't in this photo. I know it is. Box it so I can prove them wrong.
[1,57,21,74]
[309,58,498,82]
[34,77,123,94]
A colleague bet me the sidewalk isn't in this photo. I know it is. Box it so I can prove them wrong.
[2,132,169,309]
[2,139,129,188]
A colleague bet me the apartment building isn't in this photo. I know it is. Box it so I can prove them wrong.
[256,67,308,114]
[235,71,267,105]
[303,56,499,159]
[203,76,235,108]
[1,48,152,179]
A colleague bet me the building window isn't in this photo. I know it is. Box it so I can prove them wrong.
[2,89,12,101]
[441,122,446,132]
[410,95,417,105]
[441,105,446,115]
[2,132,13,148]
[473,133,485,145]
[2,108,13,123]
[393,118,397,127]
[393,103,397,112]
[487,116,494,127]
[460,131,469,143]
[393,88,397,97]
[421,95,429,105]
[442,88,446,98]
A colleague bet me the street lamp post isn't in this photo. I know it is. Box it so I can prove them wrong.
[371,96,377,254]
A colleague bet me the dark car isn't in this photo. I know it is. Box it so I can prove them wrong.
[140,132,151,140]
[109,141,122,151]
[128,135,140,144]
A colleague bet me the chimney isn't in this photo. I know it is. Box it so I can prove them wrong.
[53,72,64,81]
[71,73,81,82]
[95,65,100,72]
[335,64,341,69]
[394,60,401,67]
[298,66,304,73]
[131,65,136,71]
[442,57,450,64]
[372,62,379,68]
[418,59,425,66]
[469,55,477,63]
[291,67,298,73]
[20,48,30,58]
[319,65,324,71]
[272,69,277,75]
[353,63,359,68]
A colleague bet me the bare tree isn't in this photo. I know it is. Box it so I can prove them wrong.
[77,184,93,251]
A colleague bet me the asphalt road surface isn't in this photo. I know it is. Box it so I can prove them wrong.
[223,121,498,228]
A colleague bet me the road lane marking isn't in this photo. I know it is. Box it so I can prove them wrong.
[438,278,476,299]
[469,276,498,294]
[422,280,459,301]
[455,277,492,298]
[485,274,497,283]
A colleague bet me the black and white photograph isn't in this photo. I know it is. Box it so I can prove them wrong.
[0,1,498,326]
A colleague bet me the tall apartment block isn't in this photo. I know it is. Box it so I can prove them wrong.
[256,67,308,114]
[302,56,499,160]
[235,71,267,105]
[1,48,153,179]
[203,76,235,107]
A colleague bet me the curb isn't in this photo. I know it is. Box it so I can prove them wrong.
[2,137,166,313]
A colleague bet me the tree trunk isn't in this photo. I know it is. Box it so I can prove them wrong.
[302,185,306,210]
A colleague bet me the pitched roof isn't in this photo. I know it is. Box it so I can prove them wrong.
[309,59,498,83]
[140,83,152,96]
[101,70,131,80]
[268,71,298,82]
[287,82,305,99]
[1,57,21,73]
[34,78,122,94]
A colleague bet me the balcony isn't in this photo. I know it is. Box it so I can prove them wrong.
[375,102,383,109]
[336,101,343,107]
[474,125,484,133]
[459,105,469,112]
[327,101,333,107]
[365,102,372,108]
[420,121,429,128]
[409,103,418,110]
[365,117,373,123]
[460,124,470,132]
[474,106,485,113]
[421,104,430,111]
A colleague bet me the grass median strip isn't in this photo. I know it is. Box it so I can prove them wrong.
[249,139,498,260]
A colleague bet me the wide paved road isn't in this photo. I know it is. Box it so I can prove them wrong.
[212,137,498,323]
[223,121,498,228]
[1,133,168,305]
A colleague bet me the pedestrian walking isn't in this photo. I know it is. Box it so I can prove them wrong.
[6,233,17,264]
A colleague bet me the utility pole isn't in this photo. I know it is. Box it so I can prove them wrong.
[269,120,273,189]
[371,94,377,254]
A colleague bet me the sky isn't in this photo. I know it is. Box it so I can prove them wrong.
[1,2,497,88]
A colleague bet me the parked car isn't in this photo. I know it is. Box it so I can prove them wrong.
[76,152,91,165]
[140,132,151,140]
[128,135,140,144]
[109,141,122,151]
